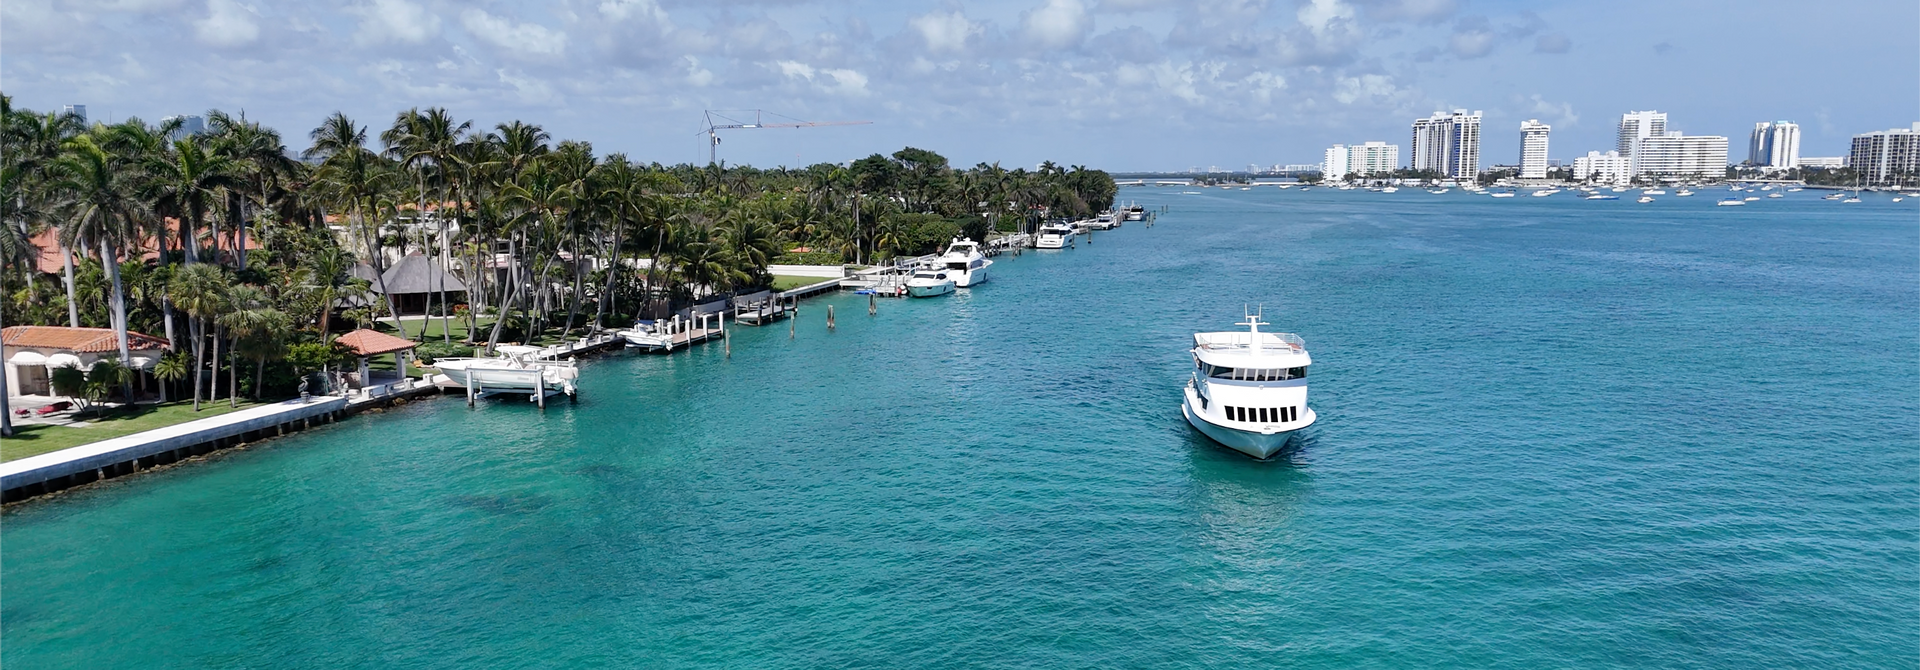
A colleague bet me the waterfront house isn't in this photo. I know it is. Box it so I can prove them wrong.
[3,326,170,399]
[353,254,467,316]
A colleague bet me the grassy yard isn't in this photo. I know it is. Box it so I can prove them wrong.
[772,275,835,291]
[2,399,271,462]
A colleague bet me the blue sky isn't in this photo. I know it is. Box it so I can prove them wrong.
[4,0,1914,171]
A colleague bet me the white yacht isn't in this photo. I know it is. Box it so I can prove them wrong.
[1767,192,1783,198]
[1637,196,1654,203]
[1675,189,1694,197]
[1717,198,1746,206]
[905,268,955,297]
[1642,189,1667,195]
[1181,310,1316,459]
[1035,222,1075,250]
[1490,191,1516,198]
[935,238,992,287]
[1532,188,1560,197]
[1126,205,1146,221]
[1090,213,1118,230]
[434,346,579,397]
[617,320,673,350]
[1380,186,1399,193]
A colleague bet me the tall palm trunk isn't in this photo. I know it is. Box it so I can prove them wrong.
[228,342,238,408]
[485,234,517,352]
[190,318,205,411]
[61,244,79,327]
[1,296,12,437]
[101,236,134,402]
[563,227,583,338]
[597,225,623,328]
[357,200,409,339]
[210,324,223,403]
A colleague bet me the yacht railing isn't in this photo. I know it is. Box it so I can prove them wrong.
[1194,331,1306,352]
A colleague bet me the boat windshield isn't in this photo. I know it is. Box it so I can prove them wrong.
[912,271,942,279]
[1202,364,1307,381]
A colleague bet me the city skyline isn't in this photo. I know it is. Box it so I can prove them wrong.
[3,0,1914,171]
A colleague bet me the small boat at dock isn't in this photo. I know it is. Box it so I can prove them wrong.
[904,269,955,297]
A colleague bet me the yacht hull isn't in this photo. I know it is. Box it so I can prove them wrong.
[1181,396,1313,459]
[906,282,954,298]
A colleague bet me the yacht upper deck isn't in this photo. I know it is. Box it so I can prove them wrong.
[1192,331,1309,366]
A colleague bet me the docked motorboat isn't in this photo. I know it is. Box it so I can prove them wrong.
[617,320,673,351]
[904,268,955,297]
[934,237,991,287]
[1035,222,1075,249]
[1090,212,1119,230]
[1181,309,1315,459]
[1126,205,1145,221]
[434,346,579,398]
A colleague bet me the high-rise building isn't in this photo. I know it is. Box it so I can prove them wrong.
[1518,120,1551,179]
[1411,110,1482,179]
[1747,121,1801,169]
[1572,150,1631,184]
[162,115,207,140]
[1346,141,1400,177]
[1322,144,1350,180]
[1848,123,1920,185]
[1634,133,1729,177]
[1617,110,1668,160]
[62,105,87,124]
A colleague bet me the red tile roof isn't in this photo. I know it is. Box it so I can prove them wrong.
[334,329,418,356]
[2,326,169,353]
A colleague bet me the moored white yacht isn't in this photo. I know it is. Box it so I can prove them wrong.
[935,238,992,287]
[1090,212,1119,230]
[1035,222,1075,249]
[904,268,956,297]
[1181,309,1315,459]
[434,346,579,397]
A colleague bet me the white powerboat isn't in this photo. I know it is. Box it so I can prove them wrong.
[1181,309,1315,459]
[1637,196,1654,203]
[1675,189,1694,197]
[617,320,673,350]
[1090,213,1118,230]
[1587,194,1619,200]
[1767,192,1783,198]
[1126,205,1145,221]
[434,346,579,398]
[1035,222,1075,250]
[935,238,991,287]
[905,268,956,297]
[1490,191,1516,198]
[1380,186,1399,193]
[1642,189,1667,195]
[1717,198,1746,206]
[1532,189,1559,197]
[1743,196,1761,201]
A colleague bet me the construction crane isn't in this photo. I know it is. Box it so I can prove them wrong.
[701,109,872,166]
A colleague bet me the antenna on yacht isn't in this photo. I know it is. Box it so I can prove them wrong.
[1238,304,1269,355]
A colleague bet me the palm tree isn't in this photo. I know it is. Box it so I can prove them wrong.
[208,111,297,271]
[169,262,229,410]
[299,245,365,337]
[219,284,286,405]
[307,113,408,339]
[144,136,240,265]
[152,352,188,403]
[50,134,142,395]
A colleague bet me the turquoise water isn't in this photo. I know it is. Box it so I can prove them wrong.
[4,188,1916,668]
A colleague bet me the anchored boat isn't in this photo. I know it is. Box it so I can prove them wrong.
[1181,309,1316,459]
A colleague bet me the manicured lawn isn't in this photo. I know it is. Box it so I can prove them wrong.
[375,316,495,342]
[772,275,835,291]
[2,399,272,462]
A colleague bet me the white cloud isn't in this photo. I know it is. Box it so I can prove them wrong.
[909,10,978,54]
[193,0,259,47]
[1022,0,1090,50]
[461,9,566,59]
[1525,94,1577,126]
[1449,26,1495,58]
[684,56,713,87]
[599,0,668,25]
[774,60,868,97]
[1333,73,1402,104]
[352,0,439,45]
[1297,0,1354,36]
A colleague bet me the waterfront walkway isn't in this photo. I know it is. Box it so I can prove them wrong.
[1,396,352,500]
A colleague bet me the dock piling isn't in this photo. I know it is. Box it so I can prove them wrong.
[869,293,877,316]
[827,305,836,330]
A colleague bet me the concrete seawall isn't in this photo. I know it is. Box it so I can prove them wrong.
[2,397,353,503]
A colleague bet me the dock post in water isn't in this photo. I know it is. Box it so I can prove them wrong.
[869,293,877,316]
[535,373,546,409]
[465,372,475,408]
[827,305,836,331]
